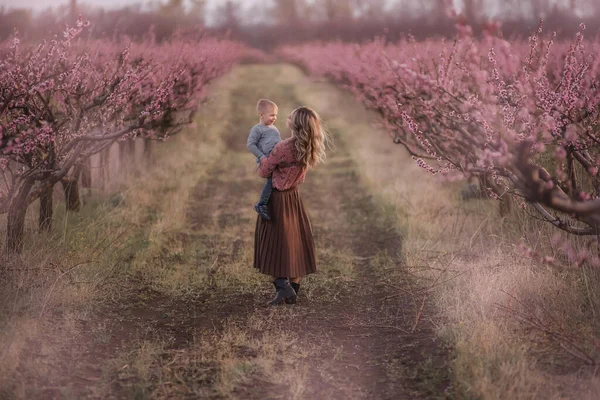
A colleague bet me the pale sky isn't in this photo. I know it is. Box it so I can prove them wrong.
[0,0,246,25]
[0,0,135,10]
[2,0,247,12]
[0,0,403,13]
[0,1,579,20]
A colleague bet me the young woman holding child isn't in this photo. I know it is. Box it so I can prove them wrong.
[253,105,330,305]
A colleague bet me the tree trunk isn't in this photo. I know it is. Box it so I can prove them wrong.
[81,157,92,189]
[39,183,54,232]
[6,179,35,254]
[118,139,136,177]
[100,147,110,190]
[71,0,77,21]
[128,139,137,176]
[143,139,153,165]
[119,141,129,177]
[79,159,92,207]
[499,194,513,217]
[61,176,81,211]
[118,141,126,175]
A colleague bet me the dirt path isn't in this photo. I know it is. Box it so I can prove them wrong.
[49,64,450,399]
[175,64,449,399]
[265,66,449,399]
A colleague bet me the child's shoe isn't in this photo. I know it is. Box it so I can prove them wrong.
[253,203,271,220]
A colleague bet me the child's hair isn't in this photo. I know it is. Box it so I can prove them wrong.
[256,99,277,114]
[290,106,331,168]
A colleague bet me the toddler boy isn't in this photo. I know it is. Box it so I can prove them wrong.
[247,99,281,220]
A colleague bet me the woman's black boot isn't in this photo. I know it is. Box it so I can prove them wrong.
[268,278,297,305]
[285,282,300,304]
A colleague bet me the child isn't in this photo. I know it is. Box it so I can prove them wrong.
[247,99,281,220]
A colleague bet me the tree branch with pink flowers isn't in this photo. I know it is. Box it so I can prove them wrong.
[0,17,246,253]
[279,21,600,239]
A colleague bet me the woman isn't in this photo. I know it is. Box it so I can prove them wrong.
[254,106,330,305]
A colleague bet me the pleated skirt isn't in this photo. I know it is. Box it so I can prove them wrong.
[253,186,317,278]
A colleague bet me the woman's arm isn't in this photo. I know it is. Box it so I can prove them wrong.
[258,142,289,178]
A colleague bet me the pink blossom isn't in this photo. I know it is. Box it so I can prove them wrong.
[1,19,247,219]
[278,22,600,266]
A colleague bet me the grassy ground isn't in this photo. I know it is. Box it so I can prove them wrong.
[0,64,449,399]
[293,67,600,398]
[1,63,598,399]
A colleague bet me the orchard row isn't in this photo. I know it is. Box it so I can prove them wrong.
[279,24,600,242]
[0,18,249,253]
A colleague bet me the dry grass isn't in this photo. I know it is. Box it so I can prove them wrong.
[3,63,599,399]
[102,339,167,398]
[0,72,240,397]
[0,64,362,398]
[0,195,138,396]
[109,312,313,399]
[124,72,266,297]
[289,64,600,399]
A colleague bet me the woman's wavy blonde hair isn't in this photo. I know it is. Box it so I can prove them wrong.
[290,106,331,168]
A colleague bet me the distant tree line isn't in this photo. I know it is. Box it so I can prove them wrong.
[0,0,599,46]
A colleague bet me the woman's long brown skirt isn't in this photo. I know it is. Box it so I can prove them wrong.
[253,186,317,278]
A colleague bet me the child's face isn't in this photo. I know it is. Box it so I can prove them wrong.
[260,107,278,125]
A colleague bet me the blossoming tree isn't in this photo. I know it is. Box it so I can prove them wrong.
[279,23,600,242]
[0,18,245,253]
